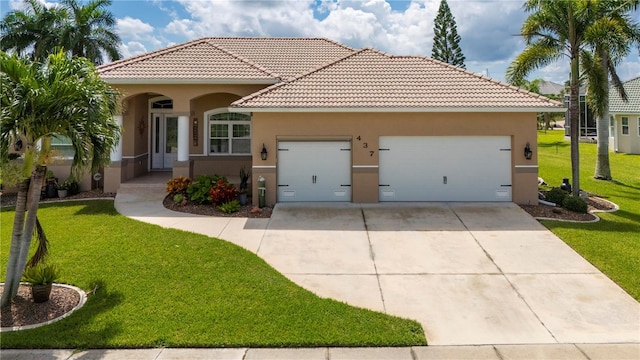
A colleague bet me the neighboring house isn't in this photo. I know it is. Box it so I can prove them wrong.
[95,37,563,205]
[564,84,596,138]
[609,76,640,154]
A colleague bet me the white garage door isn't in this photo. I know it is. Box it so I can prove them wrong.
[379,136,512,202]
[278,141,351,202]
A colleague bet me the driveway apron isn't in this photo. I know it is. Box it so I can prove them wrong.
[257,202,640,346]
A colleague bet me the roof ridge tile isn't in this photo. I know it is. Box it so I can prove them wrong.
[233,48,367,105]
[98,37,208,72]
[202,39,281,79]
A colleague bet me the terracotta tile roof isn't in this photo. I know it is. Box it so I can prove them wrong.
[206,37,355,79]
[231,49,565,111]
[98,39,278,82]
[609,77,640,114]
[98,37,355,82]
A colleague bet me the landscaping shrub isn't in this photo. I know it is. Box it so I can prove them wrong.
[218,199,241,214]
[563,196,588,214]
[545,187,567,205]
[67,180,80,196]
[166,176,191,194]
[209,179,239,205]
[173,193,184,204]
[186,175,221,204]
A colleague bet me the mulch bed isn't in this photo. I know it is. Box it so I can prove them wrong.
[163,194,272,218]
[0,284,80,329]
[519,194,616,222]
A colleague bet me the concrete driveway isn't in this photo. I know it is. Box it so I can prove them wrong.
[256,202,640,346]
[114,185,639,347]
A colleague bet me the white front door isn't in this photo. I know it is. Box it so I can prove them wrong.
[277,141,352,202]
[152,114,179,169]
[379,136,512,202]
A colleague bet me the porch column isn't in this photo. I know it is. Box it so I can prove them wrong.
[104,114,123,193]
[110,115,123,162]
[177,115,189,162]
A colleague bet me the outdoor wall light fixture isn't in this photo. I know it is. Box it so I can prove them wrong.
[261,144,268,161]
[524,142,533,160]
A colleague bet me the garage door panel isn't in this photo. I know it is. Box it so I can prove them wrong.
[278,141,351,202]
[379,136,511,202]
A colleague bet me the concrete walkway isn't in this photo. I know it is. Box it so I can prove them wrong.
[5,181,639,359]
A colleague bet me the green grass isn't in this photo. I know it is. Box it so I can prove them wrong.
[537,130,640,301]
[1,201,426,348]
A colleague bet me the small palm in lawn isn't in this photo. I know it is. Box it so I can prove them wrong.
[582,0,640,180]
[0,51,121,307]
[431,0,465,68]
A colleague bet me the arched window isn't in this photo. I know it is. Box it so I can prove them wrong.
[205,110,251,155]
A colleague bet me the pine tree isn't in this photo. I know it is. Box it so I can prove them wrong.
[431,0,465,68]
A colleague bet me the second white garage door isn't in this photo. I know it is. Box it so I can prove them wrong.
[278,141,351,202]
[379,136,512,202]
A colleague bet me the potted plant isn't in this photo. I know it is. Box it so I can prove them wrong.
[22,263,60,303]
[45,170,58,198]
[56,179,72,198]
[238,166,251,205]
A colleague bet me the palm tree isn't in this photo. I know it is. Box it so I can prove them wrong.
[0,51,121,306]
[0,0,121,65]
[507,0,596,197]
[60,0,121,65]
[0,0,67,60]
[583,0,640,180]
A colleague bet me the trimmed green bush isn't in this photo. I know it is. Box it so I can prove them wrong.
[545,187,567,205]
[563,196,588,214]
[186,175,221,204]
[173,193,184,204]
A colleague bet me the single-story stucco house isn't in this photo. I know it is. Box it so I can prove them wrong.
[92,37,563,206]
[609,76,640,154]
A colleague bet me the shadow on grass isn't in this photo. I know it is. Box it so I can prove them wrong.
[0,280,124,349]
[38,200,119,216]
[610,179,640,192]
[538,141,570,148]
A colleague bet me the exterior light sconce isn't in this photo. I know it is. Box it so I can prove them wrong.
[260,144,268,161]
[524,142,533,160]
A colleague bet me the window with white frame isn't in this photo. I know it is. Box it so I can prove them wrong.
[207,111,251,154]
[610,117,614,137]
[621,117,629,135]
[637,117,640,136]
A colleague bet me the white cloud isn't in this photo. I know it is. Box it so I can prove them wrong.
[120,41,147,58]
[116,17,154,41]
[9,0,58,10]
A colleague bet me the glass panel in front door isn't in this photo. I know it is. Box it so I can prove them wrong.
[164,116,178,168]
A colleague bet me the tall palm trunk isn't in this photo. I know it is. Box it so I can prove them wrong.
[568,8,581,198]
[594,51,612,180]
[0,179,29,307]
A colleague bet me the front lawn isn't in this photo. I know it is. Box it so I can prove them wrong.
[0,200,426,348]
[537,130,640,301]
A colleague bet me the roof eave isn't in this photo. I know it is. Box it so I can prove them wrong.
[102,78,280,85]
[228,106,567,113]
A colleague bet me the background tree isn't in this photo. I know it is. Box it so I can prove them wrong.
[583,0,640,180]
[0,0,121,64]
[507,0,595,197]
[431,0,465,68]
[0,0,67,60]
[0,51,121,306]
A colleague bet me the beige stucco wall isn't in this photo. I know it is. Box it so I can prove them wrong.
[250,112,539,205]
[613,114,640,154]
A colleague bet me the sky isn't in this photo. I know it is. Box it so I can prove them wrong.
[1,0,639,84]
